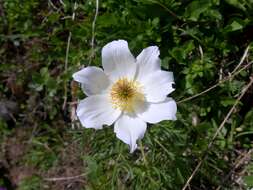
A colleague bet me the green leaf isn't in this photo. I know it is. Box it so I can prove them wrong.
[243,175,253,186]
[221,98,236,107]
[184,0,212,21]
[225,0,246,11]
[226,20,243,32]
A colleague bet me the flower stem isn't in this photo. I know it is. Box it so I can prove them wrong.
[139,141,148,167]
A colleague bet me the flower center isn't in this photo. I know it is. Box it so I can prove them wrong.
[110,78,144,113]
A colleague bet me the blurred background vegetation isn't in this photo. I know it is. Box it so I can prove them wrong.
[0,0,253,189]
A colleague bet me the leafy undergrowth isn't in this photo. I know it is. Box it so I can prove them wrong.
[0,0,253,189]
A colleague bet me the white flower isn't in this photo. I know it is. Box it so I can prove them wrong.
[73,40,177,153]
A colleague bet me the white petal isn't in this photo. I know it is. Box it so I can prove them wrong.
[114,114,147,153]
[140,71,175,102]
[77,95,121,129]
[136,98,177,124]
[73,67,111,96]
[136,46,161,81]
[102,40,136,81]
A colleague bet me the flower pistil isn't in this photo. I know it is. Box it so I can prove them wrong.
[110,78,144,113]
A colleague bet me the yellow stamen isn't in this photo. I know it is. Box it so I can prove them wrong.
[110,78,144,113]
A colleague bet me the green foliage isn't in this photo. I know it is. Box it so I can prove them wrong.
[23,124,63,171]
[0,0,253,189]
[19,176,43,190]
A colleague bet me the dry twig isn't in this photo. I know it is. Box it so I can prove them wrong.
[232,45,250,74]
[62,2,78,110]
[88,0,99,65]
[44,173,87,182]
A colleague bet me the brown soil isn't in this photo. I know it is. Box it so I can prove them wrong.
[0,127,86,190]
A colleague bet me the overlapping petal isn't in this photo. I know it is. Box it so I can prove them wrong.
[114,114,147,153]
[77,95,121,129]
[102,40,136,81]
[139,71,174,102]
[136,98,177,124]
[73,67,111,96]
[136,46,161,81]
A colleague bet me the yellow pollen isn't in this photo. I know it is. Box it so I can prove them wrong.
[110,78,144,113]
